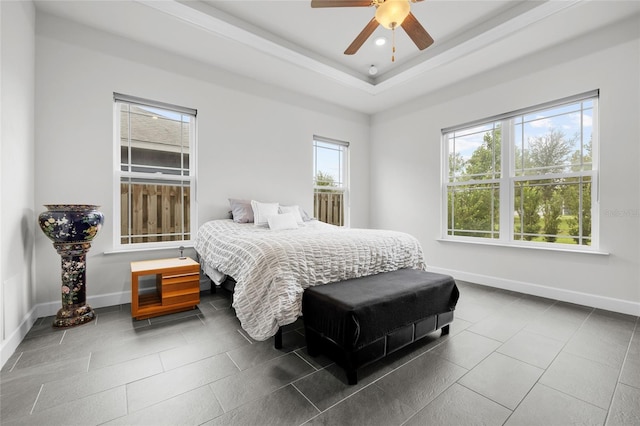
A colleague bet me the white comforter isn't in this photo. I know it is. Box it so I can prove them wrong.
[194,219,426,341]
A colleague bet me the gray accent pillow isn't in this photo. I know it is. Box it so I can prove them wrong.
[229,199,254,223]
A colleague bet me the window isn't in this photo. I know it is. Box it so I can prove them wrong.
[313,136,349,226]
[114,93,197,247]
[444,91,598,249]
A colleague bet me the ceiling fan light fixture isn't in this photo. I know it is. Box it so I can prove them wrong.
[375,0,410,30]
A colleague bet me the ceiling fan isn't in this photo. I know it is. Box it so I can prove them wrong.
[310,0,434,61]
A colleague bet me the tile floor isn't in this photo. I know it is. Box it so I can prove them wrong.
[1,280,639,426]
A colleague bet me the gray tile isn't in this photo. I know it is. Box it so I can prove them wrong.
[376,351,467,412]
[431,330,502,369]
[12,331,63,354]
[619,330,640,388]
[59,320,167,351]
[294,359,394,411]
[544,300,593,324]
[524,314,584,342]
[458,352,544,410]
[404,383,511,426]
[3,386,127,426]
[147,306,202,324]
[160,329,250,370]
[467,313,529,342]
[127,352,238,412]
[305,383,415,426]
[89,329,189,369]
[226,330,306,371]
[497,329,564,368]
[206,385,318,426]
[10,338,92,371]
[104,385,223,425]
[506,383,606,426]
[540,351,619,409]
[209,352,314,412]
[294,347,334,370]
[453,300,495,323]
[606,383,640,426]
[580,311,636,346]
[563,329,629,369]
[498,296,554,324]
[33,354,163,412]
[474,288,522,308]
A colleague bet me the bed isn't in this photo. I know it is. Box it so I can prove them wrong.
[194,219,426,341]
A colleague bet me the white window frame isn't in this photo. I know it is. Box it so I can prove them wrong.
[113,93,197,250]
[442,90,599,251]
[313,135,350,227]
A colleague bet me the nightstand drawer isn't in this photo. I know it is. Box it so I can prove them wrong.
[162,278,200,296]
[162,272,199,285]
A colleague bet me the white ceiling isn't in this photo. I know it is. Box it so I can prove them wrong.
[35,0,640,114]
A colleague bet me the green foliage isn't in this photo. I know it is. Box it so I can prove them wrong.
[449,126,591,244]
[465,127,501,179]
[315,171,339,193]
[514,184,541,241]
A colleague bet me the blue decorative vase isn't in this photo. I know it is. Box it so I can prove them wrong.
[38,204,104,328]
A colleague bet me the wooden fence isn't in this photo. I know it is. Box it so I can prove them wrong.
[314,191,344,226]
[121,183,190,244]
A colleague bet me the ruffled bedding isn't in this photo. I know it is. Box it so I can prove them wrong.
[194,219,426,340]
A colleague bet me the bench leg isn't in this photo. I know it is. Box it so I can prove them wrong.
[306,330,320,357]
[441,324,450,336]
[345,352,358,385]
[274,327,283,349]
[346,369,358,385]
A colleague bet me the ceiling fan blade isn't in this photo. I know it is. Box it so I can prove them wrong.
[344,18,379,55]
[311,0,372,8]
[401,12,434,50]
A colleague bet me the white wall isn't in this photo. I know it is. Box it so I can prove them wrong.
[1,0,37,367]
[370,16,640,315]
[32,13,370,313]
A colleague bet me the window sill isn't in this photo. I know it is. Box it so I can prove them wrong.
[104,242,194,255]
[436,238,609,256]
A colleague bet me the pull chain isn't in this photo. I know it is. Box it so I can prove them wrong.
[391,23,396,62]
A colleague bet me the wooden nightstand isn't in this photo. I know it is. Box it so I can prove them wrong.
[130,257,200,320]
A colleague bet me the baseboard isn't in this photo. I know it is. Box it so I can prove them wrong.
[1,306,39,369]
[428,266,640,317]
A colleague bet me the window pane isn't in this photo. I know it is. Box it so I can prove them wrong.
[313,138,348,226]
[515,101,590,176]
[447,183,499,238]
[120,179,190,244]
[513,176,591,245]
[313,190,344,226]
[121,104,191,176]
[448,123,500,181]
[314,141,344,188]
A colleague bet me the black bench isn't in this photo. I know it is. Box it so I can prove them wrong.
[302,269,459,385]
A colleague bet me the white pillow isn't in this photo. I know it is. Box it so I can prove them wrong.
[251,200,279,226]
[278,205,304,223]
[267,213,299,230]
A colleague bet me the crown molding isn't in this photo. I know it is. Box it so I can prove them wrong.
[137,0,583,96]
